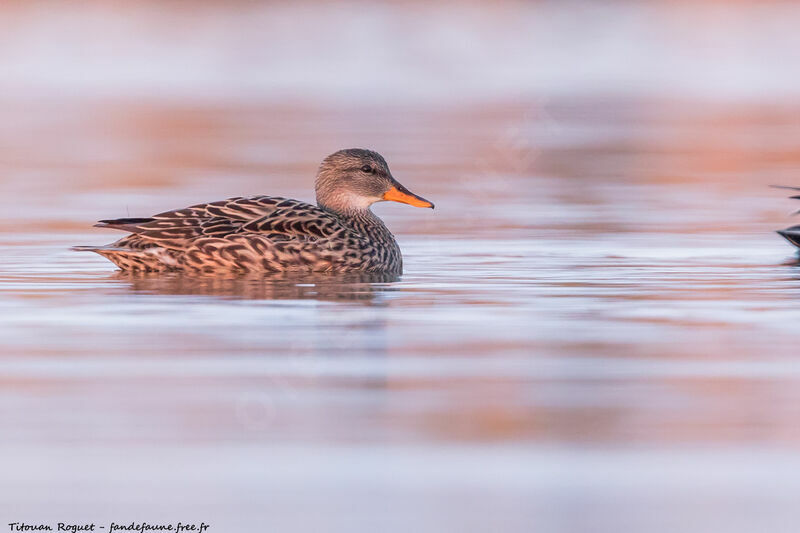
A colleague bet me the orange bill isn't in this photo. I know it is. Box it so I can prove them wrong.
[383,184,435,209]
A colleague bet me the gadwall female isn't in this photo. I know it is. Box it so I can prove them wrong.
[75,149,434,274]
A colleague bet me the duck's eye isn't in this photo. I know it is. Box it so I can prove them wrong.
[361,165,373,173]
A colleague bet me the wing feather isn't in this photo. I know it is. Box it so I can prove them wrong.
[95,195,351,250]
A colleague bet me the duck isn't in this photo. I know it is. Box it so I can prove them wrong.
[74,149,434,274]
[775,185,800,248]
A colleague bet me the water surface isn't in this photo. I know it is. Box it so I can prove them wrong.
[3,96,800,532]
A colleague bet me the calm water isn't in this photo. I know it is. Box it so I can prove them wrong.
[2,97,800,532]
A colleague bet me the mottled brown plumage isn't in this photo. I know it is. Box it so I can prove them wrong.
[74,149,434,274]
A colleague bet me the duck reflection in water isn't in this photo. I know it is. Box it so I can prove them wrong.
[113,271,401,302]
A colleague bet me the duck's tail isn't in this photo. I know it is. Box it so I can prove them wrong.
[72,244,178,272]
[773,186,800,249]
[777,226,800,249]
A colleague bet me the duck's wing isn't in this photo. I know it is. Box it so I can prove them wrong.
[95,196,350,250]
[238,202,350,239]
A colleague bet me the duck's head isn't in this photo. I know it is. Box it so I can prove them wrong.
[315,148,434,213]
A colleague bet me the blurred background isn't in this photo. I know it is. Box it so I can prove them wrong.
[3,1,800,532]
